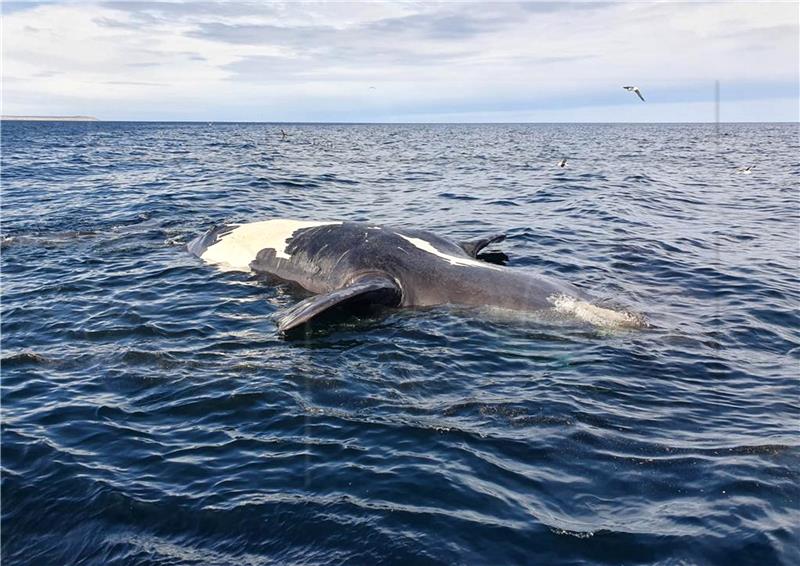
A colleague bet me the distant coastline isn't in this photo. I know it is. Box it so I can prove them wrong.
[1,115,99,121]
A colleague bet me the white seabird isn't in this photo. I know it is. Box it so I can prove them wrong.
[623,86,645,102]
[736,166,755,174]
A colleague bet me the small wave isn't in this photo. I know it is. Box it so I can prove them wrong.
[549,527,595,539]
[439,192,480,201]
[1,351,52,367]
[0,230,97,248]
[106,533,268,566]
[119,349,188,369]
[271,179,321,189]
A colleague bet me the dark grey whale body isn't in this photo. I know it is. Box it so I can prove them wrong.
[189,219,641,333]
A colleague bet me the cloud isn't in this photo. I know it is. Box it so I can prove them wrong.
[104,80,166,86]
[1,1,797,121]
[365,11,514,40]
[186,22,330,46]
[220,46,477,84]
[99,1,277,19]
[93,15,157,30]
[2,1,53,15]
[517,2,614,14]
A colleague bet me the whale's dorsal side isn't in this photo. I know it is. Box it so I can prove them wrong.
[277,274,402,334]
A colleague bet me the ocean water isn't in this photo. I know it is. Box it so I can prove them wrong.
[1,121,798,565]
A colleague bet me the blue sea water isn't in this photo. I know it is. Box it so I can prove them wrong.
[1,121,798,565]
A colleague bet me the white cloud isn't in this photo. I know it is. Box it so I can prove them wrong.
[1,1,797,121]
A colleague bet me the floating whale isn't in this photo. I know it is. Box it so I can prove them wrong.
[188,220,645,333]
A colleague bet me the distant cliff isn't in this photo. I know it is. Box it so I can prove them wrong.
[1,115,99,121]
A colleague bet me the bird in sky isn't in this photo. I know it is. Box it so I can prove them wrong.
[623,86,645,102]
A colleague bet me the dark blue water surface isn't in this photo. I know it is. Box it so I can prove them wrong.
[2,121,798,565]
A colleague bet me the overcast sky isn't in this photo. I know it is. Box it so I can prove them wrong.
[2,1,798,122]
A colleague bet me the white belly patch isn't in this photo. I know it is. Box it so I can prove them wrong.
[201,220,341,272]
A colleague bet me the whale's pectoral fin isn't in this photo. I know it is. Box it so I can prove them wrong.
[277,275,402,334]
[459,233,507,259]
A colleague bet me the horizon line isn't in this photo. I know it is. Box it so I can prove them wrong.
[2,117,798,125]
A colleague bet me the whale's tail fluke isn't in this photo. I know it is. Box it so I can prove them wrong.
[187,224,236,258]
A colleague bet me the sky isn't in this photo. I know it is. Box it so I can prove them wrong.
[2,1,798,122]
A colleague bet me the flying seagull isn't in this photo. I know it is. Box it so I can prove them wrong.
[623,86,645,102]
[736,165,755,174]
[280,128,288,140]
[558,158,567,168]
